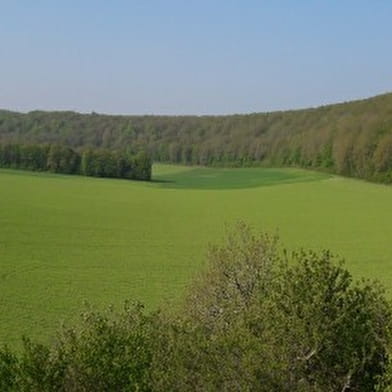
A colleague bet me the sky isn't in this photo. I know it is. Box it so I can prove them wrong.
[1,1,391,115]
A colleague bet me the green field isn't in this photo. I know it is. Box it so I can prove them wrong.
[1,164,392,347]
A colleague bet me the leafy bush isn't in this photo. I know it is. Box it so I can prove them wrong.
[157,223,392,391]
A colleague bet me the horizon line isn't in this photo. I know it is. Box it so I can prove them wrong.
[1,90,391,118]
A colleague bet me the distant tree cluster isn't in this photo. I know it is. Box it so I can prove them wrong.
[0,143,152,181]
[1,93,392,183]
[1,223,392,391]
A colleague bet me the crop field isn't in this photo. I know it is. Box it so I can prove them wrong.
[1,164,392,347]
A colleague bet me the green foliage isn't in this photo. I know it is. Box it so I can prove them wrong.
[133,151,152,181]
[0,143,152,181]
[267,251,391,390]
[52,302,154,391]
[47,144,80,174]
[0,304,156,391]
[0,348,18,391]
[0,224,391,390]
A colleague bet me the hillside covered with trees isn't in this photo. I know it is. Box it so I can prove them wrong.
[1,92,392,182]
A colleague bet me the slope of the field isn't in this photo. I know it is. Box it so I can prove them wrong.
[1,165,392,346]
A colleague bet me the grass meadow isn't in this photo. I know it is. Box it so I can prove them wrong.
[1,164,392,346]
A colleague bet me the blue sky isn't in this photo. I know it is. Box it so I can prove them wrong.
[1,1,391,114]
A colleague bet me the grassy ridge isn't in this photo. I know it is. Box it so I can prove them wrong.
[1,165,392,346]
[154,165,329,189]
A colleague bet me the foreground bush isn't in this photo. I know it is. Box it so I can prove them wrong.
[1,223,391,391]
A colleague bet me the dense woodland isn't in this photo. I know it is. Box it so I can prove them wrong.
[1,224,391,391]
[0,143,152,181]
[1,92,392,182]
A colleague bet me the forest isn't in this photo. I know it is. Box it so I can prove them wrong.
[0,143,152,181]
[0,92,392,183]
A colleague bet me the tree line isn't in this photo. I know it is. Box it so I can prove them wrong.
[1,92,392,183]
[0,143,152,181]
[0,223,391,391]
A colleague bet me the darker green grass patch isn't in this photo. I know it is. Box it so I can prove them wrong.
[152,166,331,190]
